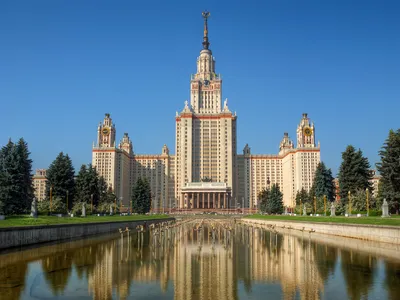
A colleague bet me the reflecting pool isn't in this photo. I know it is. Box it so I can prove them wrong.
[1,219,400,299]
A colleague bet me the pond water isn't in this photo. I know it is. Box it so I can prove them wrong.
[1,219,400,299]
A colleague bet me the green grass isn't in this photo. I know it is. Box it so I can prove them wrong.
[0,214,171,228]
[245,214,400,227]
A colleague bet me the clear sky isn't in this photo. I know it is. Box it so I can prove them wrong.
[1,0,399,176]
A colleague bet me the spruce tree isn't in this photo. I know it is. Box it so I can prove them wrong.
[0,140,16,214]
[0,139,34,214]
[74,164,103,211]
[258,188,270,213]
[295,188,309,205]
[338,145,372,205]
[376,129,400,213]
[269,184,284,214]
[46,152,75,208]
[131,177,151,214]
[75,164,89,203]
[98,176,108,203]
[313,162,335,202]
[87,164,100,206]
[15,138,34,212]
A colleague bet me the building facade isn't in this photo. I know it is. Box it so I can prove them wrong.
[92,13,320,210]
[33,169,47,201]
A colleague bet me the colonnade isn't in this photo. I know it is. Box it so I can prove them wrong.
[180,192,229,209]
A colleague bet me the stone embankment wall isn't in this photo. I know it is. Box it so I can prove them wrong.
[241,218,400,245]
[0,218,173,250]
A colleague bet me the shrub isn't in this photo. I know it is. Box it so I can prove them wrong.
[368,210,382,216]
[71,201,93,216]
[37,197,67,215]
[97,201,119,214]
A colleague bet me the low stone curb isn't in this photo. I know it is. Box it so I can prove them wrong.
[0,218,174,250]
[241,218,400,245]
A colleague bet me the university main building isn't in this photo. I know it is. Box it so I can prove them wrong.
[92,12,320,211]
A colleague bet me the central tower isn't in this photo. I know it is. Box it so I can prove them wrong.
[190,11,222,114]
[175,11,237,209]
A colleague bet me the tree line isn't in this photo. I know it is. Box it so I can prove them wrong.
[0,138,153,216]
[1,128,399,215]
[295,129,400,214]
[258,129,400,215]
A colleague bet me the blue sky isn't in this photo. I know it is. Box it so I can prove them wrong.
[1,0,399,176]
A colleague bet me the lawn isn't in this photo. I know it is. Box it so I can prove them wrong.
[246,214,400,227]
[0,214,171,228]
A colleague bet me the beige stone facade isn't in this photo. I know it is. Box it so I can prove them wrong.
[237,113,320,208]
[91,15,321,209]
[33,169,47,201]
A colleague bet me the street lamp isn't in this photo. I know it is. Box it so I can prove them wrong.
[66,190,69,213]
[348,191,352,215]
[91,194,94,214]
[314,196,317,215]
[50,185,53,215]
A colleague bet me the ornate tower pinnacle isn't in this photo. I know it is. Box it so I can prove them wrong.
[202,11,210,50]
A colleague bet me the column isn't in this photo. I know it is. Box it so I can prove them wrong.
[218,193,221,209]
[208,193,210,209]
[223,193,227,209]
[185,193,188,209]
[202,193,204,209]
[212,193,216,209]
[197,193,200,209]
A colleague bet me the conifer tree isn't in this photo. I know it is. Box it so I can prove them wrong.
[46,152,75,207]
[75,164,88,203]
[0,140,17,214]
[270,184,284,214]
[258,188,270,213]
[131,177,151,214]
[87,164,100,206]
[295,188,309,205]
[15,138,34,212]
[313,162,335,202]
[74,164,103,211]
[376,129,400,213]
[98,176,108,203]
[0,138,34,214]
[338,145,372,205]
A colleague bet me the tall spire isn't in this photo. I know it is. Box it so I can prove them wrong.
[202,11,210,50]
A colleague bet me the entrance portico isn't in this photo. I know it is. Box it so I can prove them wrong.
[180,182,231,210]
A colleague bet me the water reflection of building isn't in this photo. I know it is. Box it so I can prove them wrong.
[239,227,323,299]
[80,223,325,300]
[88,244,114,299]
[5,221,400,299]
[173,225,236,300]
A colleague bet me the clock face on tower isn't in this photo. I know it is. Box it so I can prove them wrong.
[303,127,313,137]
[102,127,110,136]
